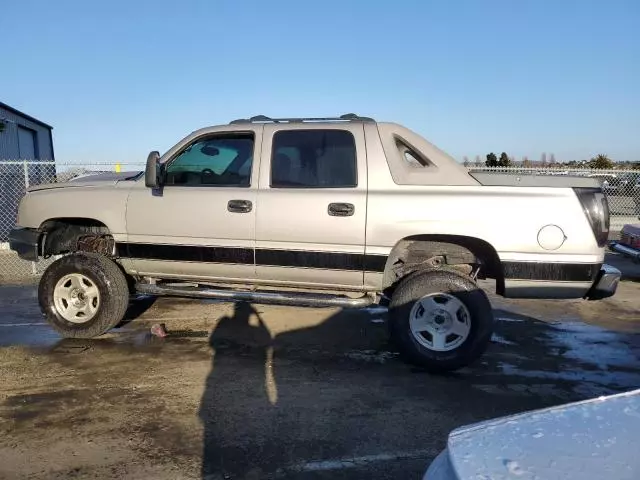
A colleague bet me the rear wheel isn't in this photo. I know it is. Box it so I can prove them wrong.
[389,269,494,372]
[39,253,129,338]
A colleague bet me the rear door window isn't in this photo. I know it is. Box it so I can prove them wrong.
[270,130,357,188]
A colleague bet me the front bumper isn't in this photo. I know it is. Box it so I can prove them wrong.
[585,264,621,300]
[8,227,40,261]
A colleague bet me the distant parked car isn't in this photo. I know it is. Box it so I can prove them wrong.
[591,173,621,196]
[633,177,640,208]
[424,389,640,480]
[598,173,639,197]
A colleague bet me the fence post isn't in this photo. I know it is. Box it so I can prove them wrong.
[22,161,37,276]
[22,159,29,189]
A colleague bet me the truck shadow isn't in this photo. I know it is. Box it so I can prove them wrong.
[112,295,158,328]
[196,299,640,478]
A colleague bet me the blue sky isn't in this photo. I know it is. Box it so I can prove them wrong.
[1,0,639,164]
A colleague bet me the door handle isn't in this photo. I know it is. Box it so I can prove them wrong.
[227,199,252,213]
[328,202,355,217]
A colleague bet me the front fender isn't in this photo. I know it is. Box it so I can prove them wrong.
[17,186,130,241]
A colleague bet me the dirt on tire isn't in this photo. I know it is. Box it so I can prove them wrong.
[38,253,129,338]
[389,269,494,372]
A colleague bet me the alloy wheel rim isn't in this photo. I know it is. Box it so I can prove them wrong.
[409,292,471,351]
[53,273,100,323]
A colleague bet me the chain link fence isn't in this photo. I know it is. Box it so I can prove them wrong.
[0,161,144,283]
[1,161,638,283]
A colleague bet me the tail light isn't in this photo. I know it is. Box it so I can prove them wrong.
[574,187,610,247]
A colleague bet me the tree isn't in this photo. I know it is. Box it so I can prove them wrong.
[485,152,498,167]
[463,156,470,167]
[498,152,511,167]
[589,154,614,169]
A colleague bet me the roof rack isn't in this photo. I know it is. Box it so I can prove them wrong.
[229,113,375,125]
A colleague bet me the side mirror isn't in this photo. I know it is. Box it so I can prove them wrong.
[145,151,162,188]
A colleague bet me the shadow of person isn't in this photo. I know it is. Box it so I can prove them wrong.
[199,302,277,479]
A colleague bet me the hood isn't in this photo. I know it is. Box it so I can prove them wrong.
[28,171,143,192]
[424,389,640,480]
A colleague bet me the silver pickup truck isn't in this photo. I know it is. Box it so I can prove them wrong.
[9,114,619,372]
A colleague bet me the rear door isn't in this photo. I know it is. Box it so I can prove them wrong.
[255,123,367,289]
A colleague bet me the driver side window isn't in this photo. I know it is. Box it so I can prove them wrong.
[165,133,254,187]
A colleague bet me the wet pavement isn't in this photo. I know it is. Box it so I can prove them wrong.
[0,266,639,479]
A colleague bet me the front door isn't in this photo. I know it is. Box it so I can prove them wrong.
[255,124,367,289]
[124,126,262,282]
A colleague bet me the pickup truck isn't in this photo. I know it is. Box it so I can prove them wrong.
[9,114,620,372]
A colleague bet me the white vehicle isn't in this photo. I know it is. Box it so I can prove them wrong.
[9,114,619,371]
[424,389,640,479]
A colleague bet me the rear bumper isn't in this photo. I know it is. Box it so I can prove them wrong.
[585,264,621,300]
[502,261,619,300]
[8,227,40,261]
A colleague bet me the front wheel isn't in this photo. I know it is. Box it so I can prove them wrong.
[389,269,494,373]
[38,252,130,338]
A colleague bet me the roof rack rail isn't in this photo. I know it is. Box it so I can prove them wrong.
[229,113,375,125]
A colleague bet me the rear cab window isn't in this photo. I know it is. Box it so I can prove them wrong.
[270,130,357,188]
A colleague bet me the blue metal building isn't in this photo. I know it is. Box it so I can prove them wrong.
[0,101,54,160]
[0,102,55,241]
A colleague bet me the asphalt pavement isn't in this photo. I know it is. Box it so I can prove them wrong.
[0,263,639,479]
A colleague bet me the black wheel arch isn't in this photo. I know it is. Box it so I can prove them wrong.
[39,218,114,257]
[381,234,505,296]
